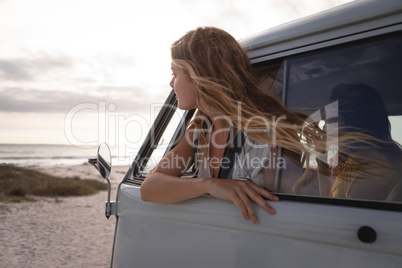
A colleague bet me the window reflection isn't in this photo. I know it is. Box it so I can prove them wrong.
[323,83,401,200]
[279,34,402,202]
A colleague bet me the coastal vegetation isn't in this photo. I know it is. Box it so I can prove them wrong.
[0,164,108,202]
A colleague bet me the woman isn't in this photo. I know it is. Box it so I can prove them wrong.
[140,27,324,224]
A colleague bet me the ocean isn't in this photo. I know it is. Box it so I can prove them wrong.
[0,144,135,167]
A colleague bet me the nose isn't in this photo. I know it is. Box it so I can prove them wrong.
[169,77,174,88]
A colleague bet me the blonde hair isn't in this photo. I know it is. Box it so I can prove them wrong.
[170,27,379,192]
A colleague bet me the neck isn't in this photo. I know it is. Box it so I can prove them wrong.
[212,117,230,130]
[198,106,232,131]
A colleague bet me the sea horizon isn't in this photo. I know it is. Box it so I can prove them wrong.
[0,143,134,167]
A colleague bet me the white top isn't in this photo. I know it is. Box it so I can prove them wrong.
[193,126,272,186]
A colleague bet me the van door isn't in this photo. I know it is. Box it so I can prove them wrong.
[111,32,402,268]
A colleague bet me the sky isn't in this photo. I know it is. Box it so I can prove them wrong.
[0,0,355,149]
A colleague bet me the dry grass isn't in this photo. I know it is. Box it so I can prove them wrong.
[0,164,108,202]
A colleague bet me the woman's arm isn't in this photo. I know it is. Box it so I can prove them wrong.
[141,127,199,203]
[140,128,279,224]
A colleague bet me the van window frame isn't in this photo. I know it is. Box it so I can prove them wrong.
[127,30,402,212]
[254,31,402,210]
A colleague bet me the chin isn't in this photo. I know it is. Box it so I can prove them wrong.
[178,103,196,110]
[178,105,190,110]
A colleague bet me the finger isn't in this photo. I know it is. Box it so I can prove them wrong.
[230,194,250,221]
[248,181,279,201]
[236,192,259,224]
[249,192,276,215]
[243,184,277,215]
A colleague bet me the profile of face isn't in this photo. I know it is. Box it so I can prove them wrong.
[170,63,199,110]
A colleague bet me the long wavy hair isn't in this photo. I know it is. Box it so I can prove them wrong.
[172,26,402,189]
[170,27,328,180]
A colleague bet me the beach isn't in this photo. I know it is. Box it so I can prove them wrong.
[0,164,129,268]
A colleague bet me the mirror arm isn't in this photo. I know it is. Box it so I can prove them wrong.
[88,158,99,171]
[90,143,115,219]
[105,178,112,219]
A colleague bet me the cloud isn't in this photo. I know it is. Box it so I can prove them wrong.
[0,59,33,80]
[0,51,137,87]
[0,53,75,81]
[0,49,165,116]
[173,0,354,39]
[0,86,168,114]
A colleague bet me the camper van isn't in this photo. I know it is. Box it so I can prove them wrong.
[91,1,402,267]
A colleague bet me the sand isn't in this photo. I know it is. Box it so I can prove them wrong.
[0,164,130,268]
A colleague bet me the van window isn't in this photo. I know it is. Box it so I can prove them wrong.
[254,60,284,101]
[140,106,187,175]
[275,33,402,202]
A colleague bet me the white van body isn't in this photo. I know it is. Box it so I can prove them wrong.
[107,1,402,267]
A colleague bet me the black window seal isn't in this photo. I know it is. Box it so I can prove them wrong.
[129,89,178,178]
[274,194,402,212]
[126,89,196,181]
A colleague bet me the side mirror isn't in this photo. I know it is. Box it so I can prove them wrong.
[88,143,112,179]
[97,143,112,180]
[89,142,113,219]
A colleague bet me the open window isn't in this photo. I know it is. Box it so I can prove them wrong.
[130,90,195,179]
[131,33,402,205]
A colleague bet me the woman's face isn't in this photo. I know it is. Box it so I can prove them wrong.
[170,63,198,110]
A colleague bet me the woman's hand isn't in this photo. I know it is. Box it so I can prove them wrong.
[204,178,279,224]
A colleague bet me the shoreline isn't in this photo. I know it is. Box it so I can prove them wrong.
[0,163,130,267]
[28,163,130,184]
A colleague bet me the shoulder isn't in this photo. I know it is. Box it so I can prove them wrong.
[243,132,272,152]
